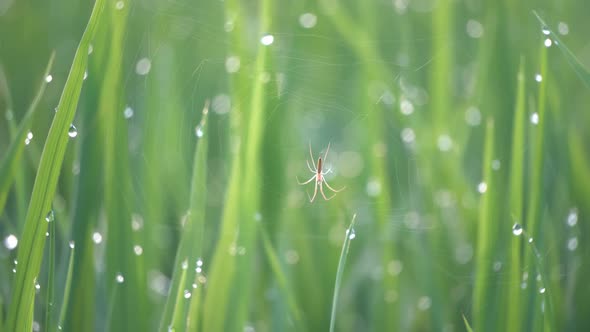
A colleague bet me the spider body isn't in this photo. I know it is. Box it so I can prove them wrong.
[297,142,344,202]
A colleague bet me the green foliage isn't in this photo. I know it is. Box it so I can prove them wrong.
[1,1,589,331]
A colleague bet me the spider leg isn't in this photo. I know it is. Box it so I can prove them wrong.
[309,180,318,202]
[322,166,332,174]
[323,142,331,161]
[323,178,345,193]
[319,181,336,200]
[306,160,316,173]
[297,175,316,185]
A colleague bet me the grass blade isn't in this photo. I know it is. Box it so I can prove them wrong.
[329,214,357,332]
[463,315,474,332]
[533,11,590,88]
[57,245,75,332]
[44,211,55,332]
[4,1,105,330]
[0,52,55,216]
[162,101,209,331]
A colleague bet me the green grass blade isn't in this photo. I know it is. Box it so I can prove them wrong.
[161,101,209,331]
[0,52,55,216]
[4,0,105,330]
[473,119,496,332]
[329,214,357,332]
[533,11,590,88]
[506,58,527,332]
[57,245,75,331]
[44,211,55,332]
[463,315,474,332]
[169,261,189,331]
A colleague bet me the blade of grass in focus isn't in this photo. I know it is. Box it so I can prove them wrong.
[473,119,496,332]
[506,58,526,332]
[0,52,55,216]
[329,214,357,332]
[57,245,75,331]
[169,261,189,331]
[463,315,474,332]
[4,0,104,330]
[44,211,55,332]
[162,101,209,331]
[533,11,590,88]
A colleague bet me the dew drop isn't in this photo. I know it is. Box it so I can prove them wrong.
[299,13,318,29]
[477,181,487,193]
[25,131,33,145]
[512,223,523,236]
[83,70,88,80]
[530,112,539,125]
[567,237,578,251]
[347,228,356,240]
[183,289,191,299]
[196,258,203,267]
[558,22,569,35]
[225,56,241,73]
[260,34,274,46]
[491,159,501,170]
[35,283,41,290]
[192,283,198,289]
[541,27,550,35]
[115,1,124,10]
[535,74,543,82]
[437,134,453,152]
[124,106,134,119]
[567,208,578,227]
[69,241,75,249]
[45,210,54,222]
[181,260,189,270]
[88,44,94,54]
[400,99,414,115]
[92,232,103,244]
[196,267,202,273]
[46,232,49,237]
[133,245,143,255]
[68,124,78,138]
[528,237,534,243]
[115,273,125,283]
[135,58,152,75]
[195,125,204,138]
[417,296,432,311]
[539,287,546,294]
[465,106,481,126]
[45,75,53,83]
[544,38,552,47]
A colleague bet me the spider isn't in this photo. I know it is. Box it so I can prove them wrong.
[297,142,344,202]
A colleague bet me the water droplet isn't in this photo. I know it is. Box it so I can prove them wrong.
[417,296,432,311]
[466,19,484,38]
[45,74,53,83]
[192,283,198,289]
[45,210,54,222]
[68,124,78,138]
[521,282,527,289]
[260,34,274,46]
[530,112,539,125]
[401,128,415,144]
[347,228,356,240]
[535,74,543,82]
[35,283,41,290]
[88,44,94,54]
[14,259,18,265]
[366,178,382,197]
[465,106,481,126]
[544,38,552,47]
[285,250,300,265]
[400,98,414,115]
[567,208,578,227]
[491,159,501,170]
[299,13,317,29]
[124,106,134,119]
[181,260,189,269]
[512,223,523,236]
[32,321,40,332]
[477,182,487,193]
[528,237,534,243]
[12,268,16,273]
[115,1,124,10]
[133,245,143,255]
[92,232,103,244]
[196,259,203,267]
[195,125,204,138]
[4,234,18,250]
[212,94,231,114]
[25,131,33,145]
[558,22,569,35]
[131,214,144,231]
[437,134,453,152]
[136,57,152,75]
[567,237,578,251]
[69,241,75,249]
[541,26,550,35]
[115,273,125,283]
[196,267,202,273]
[46,232,49,237]
[83,70,88,80]
[225,56,241,73]
[183,289,191,299]
[539,287,546,294]
[493,261,502,272]
[387,260,403,276]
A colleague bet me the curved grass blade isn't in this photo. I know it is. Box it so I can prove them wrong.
[329,214,357,332]
[57,245,75,332]
[463,315,474,332]
[162,101,209,331]
[0,52,55,216]
[4,1,105,330]
[533,11,590,88]
[44,211,55,332]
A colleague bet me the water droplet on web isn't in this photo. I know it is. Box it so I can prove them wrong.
[195,125,204,138]
[530,112,539,125]
[260,34,274,46]
[115,273,125,283]
[45,74,53,83]
[88,44,94,54]
[567,208,578,227]
[45,210,54,222]
[69,241,75,249]
[512,223,523,236]
[544,38,552,47]
[68,124,78,138]
[46,232,49,237]
[541,26,550,35]
[400,128,415,144]
[477,181,487,193]
[83,70,88,80]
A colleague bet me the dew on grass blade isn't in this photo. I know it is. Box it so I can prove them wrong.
[539,287,546,294]
[512,223,523,236]
[535,74,543,82]
[558,22,569,35]
[477,181,487,193]
[192,283,198,289]
[400,98,414,115]
[260,34,274,45]
[346,228,356,240]
[184,289,191,299]
[541,26,550,35]
[25,131,33,145]
[465,106,481,126]
[466,19,483,38]
[437,134,453,152]
[417,296,432,311]
[567,237,578,251]
[401,128,415,144]
[491,159,501,170]
[45,74,53,83]
[115,1,124,10]
[124,106,134,119]
[134,245,143,255]
[4,234,18,250]
[225,56,240,73]
[544,38,552,47]
[195,125,204,138]
[116,273,125,283]
[299,13,317,29]
[45,210,54,222]
[196,258,203,267]
[136,57,151,75]
[567,208,578,226]
[69,241,75,249]
[92,231,103,244]
[68,124,78,138]
[530,112,539,125]
[528,237,534,243]
[181,260,189,270]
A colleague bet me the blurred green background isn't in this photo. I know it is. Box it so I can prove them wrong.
[1,0,589,331]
